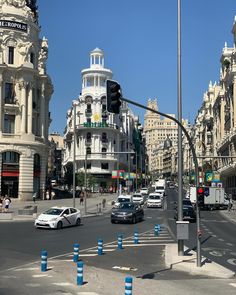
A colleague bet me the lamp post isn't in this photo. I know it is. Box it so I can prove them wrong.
[73,103,76,208]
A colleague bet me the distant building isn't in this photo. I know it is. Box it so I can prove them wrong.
[0,1,53,200]
[63,49,141,191]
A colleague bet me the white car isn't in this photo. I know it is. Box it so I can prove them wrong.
[114,195,133,207]
[147,193,162,208]
[140,187,149,195]
[34,206,81,229]
[132,193,145,205]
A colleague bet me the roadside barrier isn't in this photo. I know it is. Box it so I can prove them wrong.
[154,224,160,236]
[98,239,103,255]
[134,231,139,244]
[125,276,133,295]
[73,243,79,262]
[41,250,47,272]
[118,234,123,249]
[77,261,84,285]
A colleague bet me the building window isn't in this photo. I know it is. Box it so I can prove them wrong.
[86,147,91,154]
[101,163,108,170]
[2,151,19,163]
[8,47,14,64]
[5,83,15,104]
[30,52,35,64]
[84,162,91,169]
[4,114,15,133]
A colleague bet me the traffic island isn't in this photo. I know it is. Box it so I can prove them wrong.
[18,205,37,215]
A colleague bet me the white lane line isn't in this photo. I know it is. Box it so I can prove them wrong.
[14,267,38,272]
[77,292,100,295]
[32,274,52,278]
[68,253,98,257]
[52,282,73,286]
[211,234,217,238]
[218,238,224,242]
[25,283,41,287]
[230,283,236,288]
[226,243,234,246]
[2,275,17,278]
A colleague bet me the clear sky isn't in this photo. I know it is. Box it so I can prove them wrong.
[37,0,236,135]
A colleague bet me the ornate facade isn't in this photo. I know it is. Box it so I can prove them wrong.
[0,0,53,199]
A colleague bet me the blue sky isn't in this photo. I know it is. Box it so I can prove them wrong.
[38,0,236,135]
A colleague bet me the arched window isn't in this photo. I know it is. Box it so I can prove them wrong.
[102,147,107,153]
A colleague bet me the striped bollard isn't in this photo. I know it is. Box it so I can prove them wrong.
[154,224,159,236]
[134,231,139,244]
[73,243,79,262]
[41,250,47,272]
[77,261,84,285]
[98,239,103,255]
[125,276,133,295]
[118,234,123,250]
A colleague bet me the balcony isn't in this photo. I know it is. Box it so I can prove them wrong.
[101,138,108,145]
[85,109,92,117]
[85,139,92,145]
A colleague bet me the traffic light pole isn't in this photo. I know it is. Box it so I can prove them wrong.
[120,96,201,267]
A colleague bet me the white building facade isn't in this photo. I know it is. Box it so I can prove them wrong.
[0,0,53,200]
[63,48,135,191]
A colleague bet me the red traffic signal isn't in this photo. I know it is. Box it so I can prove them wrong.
[197,187,204,194]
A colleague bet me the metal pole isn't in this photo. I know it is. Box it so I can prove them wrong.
[177,0,184,256]
[135,152,138,191]
[120,96,201,266]
[84,151,87,213]
[73,105,76,208]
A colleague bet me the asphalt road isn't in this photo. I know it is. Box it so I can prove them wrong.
[166,188,236,273]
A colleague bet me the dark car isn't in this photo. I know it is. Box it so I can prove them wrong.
[174,205,196,223]
[111,202,144,224]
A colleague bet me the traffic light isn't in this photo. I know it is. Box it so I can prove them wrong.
[106,80,122,114]
[197,186,204,206]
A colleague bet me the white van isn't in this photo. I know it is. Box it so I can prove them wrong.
[147,193,162,208]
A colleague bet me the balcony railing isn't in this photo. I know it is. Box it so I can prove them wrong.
[77,122,119,130]
[85,109,92,116]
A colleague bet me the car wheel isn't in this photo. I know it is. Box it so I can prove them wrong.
[57,221,63,229]
[76,218,81,226]
[111,219,115,224]
[132,216,137,224]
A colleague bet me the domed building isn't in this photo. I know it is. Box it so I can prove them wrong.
[0,0,53,200]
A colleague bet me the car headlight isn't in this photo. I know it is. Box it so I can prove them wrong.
[126,213,133,217]
[50,218,58,221]
[111,212,116,216]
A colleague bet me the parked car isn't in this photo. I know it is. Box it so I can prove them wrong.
[111,202,144,224]
[147,193,163,208]
[132,193,145,205]
[174,198,193,209]
[34,207,81,229]
[174,205,196,223]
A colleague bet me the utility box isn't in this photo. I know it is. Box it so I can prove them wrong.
[176,221,189,240]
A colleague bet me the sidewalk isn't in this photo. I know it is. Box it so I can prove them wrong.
[0,193,117,221]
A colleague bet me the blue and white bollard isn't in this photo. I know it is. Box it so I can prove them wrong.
[134,231,139,244]
[118,234,123,250]
[41,250,47,272]
[98,239,103,255]
[125,276,133,295]
[73,243,79,262]
[77,261,84,285]
[154,224,160,236]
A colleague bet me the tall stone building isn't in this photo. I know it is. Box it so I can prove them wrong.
[0,0,53,200]
[144,99,178,174]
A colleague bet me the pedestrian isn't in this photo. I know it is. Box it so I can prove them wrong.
[80,190,84,206]
[102,198,106,209]
[228,194,233,213]
[32,191,37,203]
[46,190,50,200]
[0,196,3,213]
[4,195,11,212]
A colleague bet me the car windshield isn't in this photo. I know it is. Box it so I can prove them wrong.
[183,200,192,206]
[149,195,161,200]
[117,198,130,203]
[43,208,63,215]
[133,194,142,198]
[156,186,164,190]
[116,203,135,209]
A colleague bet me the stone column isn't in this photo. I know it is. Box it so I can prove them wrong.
[20,82,27,133]
[27,84,33,134]
[233,76,236,128]
[220,96,225,139]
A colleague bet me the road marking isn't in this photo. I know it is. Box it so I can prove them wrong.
[14,267,38,272]
[25,283,41,287]
[227,258,236,266]
[229,283,236,288]
[211,234,217,238]
[2,275,17,278]
[112,266,138,271]
[218,238,224,242]
[32,274,52,278]
[52,282,73,286]
[77,293,100,295]
[226,243,234,246]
